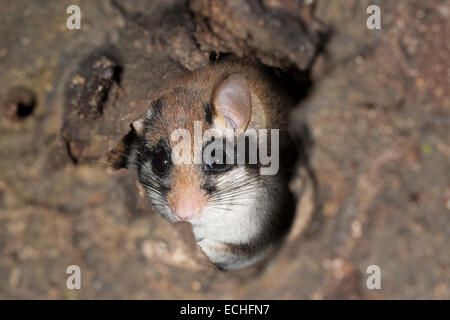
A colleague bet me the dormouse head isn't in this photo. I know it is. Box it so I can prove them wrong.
[131,73,276,224]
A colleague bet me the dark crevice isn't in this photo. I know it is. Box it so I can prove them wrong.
[2,87,37,120]
[64,140,78,165]
[16,101,35,118]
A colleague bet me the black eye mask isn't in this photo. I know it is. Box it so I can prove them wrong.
[136,138,172,178]
[152,148,171,176]
[202,137,234,174]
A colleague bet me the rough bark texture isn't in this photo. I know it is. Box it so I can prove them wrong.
[0,0,449,299]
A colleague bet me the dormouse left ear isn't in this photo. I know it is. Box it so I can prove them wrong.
[212,74,252,130]
[105,118,143,170]
[131,118,144,135]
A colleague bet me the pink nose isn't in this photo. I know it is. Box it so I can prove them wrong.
[167,185,206,221]
[172,197,203,221]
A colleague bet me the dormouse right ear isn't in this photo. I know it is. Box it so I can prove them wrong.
[212,74,252,130]
[131,118,144,135]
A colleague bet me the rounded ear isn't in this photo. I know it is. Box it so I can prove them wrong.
[212,74,251,130]
[131,118,144,135]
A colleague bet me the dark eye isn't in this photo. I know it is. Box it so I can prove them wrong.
[152,149,170,175]
[204,149,230,172]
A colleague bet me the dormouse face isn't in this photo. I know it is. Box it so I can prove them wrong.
[131,74,264,225]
